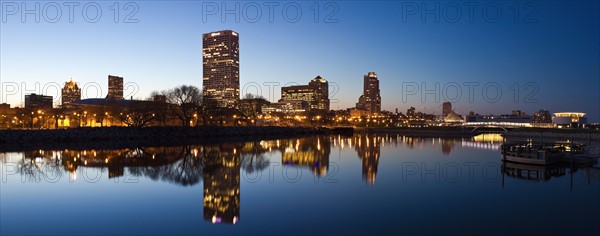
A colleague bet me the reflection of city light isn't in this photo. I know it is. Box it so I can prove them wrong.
[461,140,501,150]
[233,216,238,224]
[317,139,321,151]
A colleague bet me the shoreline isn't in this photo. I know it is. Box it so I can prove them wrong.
[3,126,600,152]
[0,126,341,152]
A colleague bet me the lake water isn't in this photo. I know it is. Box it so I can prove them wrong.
[1,134,599,235]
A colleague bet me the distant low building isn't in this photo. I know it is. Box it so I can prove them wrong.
[443,112,463,124]
[465,113,532,124]
[350,108,370,118]
[25,93,53,110]
[0,103,10,113]
[262,100,308,114]
[280,76,329,112]
[553,112,587,128]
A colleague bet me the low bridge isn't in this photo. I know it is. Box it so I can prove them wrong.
[462,122,531,133]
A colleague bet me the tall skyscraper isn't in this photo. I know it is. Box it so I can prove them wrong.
[107,75,124,100]
[61,78,81,107]
[280,76,330,111]
[442,101,452,116]
[203,30,240,108]
[356,72,381,115]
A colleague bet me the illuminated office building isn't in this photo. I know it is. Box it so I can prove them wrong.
[107,75,124,100]
[25,93,53,109]
[280,76,330,111]
[356,72,381,115]
[203,30,240,108]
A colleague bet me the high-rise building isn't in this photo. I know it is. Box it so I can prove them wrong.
[107,75,124,100]
[356,72,381,115]
[280,76,330,111]
[203,30,240,108]
[25,93,53,109]
[442,101,452,116]
[61,78,81,107]
[407,107,416,119]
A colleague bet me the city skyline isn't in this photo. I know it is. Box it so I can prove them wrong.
[1,1,599,121]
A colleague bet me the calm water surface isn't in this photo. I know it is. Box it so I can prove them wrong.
[1,134,599,235]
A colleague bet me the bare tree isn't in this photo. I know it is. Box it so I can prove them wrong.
[164,85,203,126]
[116,101,161,128]
[239,94,269,126]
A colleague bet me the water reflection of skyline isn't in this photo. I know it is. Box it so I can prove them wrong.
[4,134,511,187]
[3,133,569,225]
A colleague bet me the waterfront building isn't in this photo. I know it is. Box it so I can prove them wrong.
[553,112,588,128]
[280,76,330,112]
[107,75,124,100]
[61,79,81,107]
[262,100,308,114]
[24,93,53,109]
[356,72,381,115]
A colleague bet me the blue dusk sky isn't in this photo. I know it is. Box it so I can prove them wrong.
[1,1,599,121]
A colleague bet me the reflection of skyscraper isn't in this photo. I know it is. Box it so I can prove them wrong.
[441,139,455,155]
[203,145,240,224]
[280,137,330,176]
[203,30,240,108]
[354,134,380,185]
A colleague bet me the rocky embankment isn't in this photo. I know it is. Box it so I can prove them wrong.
[0,126,335,151]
